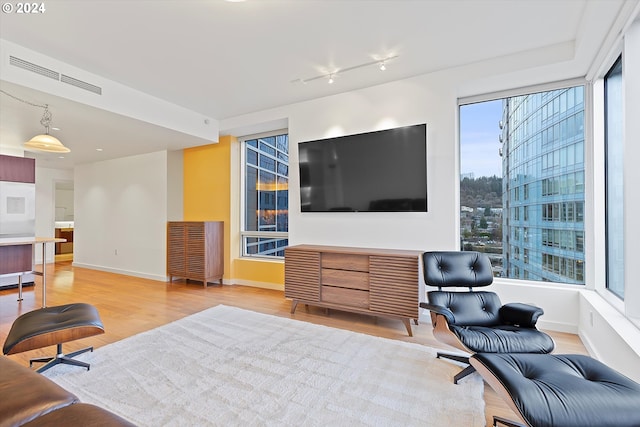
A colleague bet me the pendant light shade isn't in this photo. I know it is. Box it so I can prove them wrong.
[24,134,70,153]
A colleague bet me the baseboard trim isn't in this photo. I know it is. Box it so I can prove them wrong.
[71,262,166,282]
[231,279,284,291]
[536,319,578,334]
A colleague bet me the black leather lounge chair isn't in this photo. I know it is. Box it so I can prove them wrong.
[419,251,555,383]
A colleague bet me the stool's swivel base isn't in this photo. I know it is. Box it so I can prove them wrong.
[30,343,94,373]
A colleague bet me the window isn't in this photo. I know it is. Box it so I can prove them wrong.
[605,56,624,298]
[241,130,289,258]
[460,85,585,284]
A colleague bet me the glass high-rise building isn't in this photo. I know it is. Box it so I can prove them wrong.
[500,87,585,284]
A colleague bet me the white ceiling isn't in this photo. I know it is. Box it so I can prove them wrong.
[0,0,634,169]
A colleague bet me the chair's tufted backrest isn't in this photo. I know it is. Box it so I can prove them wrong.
[423,251,494,289]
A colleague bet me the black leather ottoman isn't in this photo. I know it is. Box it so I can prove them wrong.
[470,353,640,427]
[3,303,104,373]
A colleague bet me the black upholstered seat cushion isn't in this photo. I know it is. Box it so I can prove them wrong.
[471,353,640,427]
[428,290,554,353]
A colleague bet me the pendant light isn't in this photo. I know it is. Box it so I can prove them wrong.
[0,89,71,153]
[23,104,70,153]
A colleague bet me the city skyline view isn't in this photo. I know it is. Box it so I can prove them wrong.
[460,87,586,284]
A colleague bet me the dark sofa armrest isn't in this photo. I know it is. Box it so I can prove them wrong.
[419,302,455,324]
[499,303,544,327]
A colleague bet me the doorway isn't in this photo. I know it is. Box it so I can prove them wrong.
[54,181,74,262]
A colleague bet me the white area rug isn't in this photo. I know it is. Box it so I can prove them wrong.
[45,305,484,426]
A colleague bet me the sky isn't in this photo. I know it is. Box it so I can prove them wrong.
[460,99,503,178]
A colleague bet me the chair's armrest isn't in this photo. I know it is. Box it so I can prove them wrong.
[419,302,455,324]
[499,303,544,327]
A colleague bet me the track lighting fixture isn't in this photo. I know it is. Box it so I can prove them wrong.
[292,55,398,85]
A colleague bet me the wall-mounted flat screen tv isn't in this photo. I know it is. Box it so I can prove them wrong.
[298,123,427,212]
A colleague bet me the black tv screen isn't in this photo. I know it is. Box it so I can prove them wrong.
[298,124,427,212]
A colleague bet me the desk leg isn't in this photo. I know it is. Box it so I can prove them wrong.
[41,243,47,308]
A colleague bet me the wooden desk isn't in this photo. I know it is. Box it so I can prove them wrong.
[0,237,66,307]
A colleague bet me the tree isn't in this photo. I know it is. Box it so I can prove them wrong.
[460,175,503,208]
[479,217,488,229]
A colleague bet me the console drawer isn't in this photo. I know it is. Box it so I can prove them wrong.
[321,253,369,272]
[321,286,369,309]
[321,268,369,290]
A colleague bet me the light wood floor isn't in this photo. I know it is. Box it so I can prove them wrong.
[1,261,588,427]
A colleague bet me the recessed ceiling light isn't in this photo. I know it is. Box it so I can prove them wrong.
[96,148,103,152]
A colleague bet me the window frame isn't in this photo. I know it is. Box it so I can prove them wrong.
[458,78,589,288]
[604,55,624,299]
[239,129,289,260]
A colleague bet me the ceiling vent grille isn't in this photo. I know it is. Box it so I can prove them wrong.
[9,55,102,95]
[61,74,102,95]
[9,55,59,80]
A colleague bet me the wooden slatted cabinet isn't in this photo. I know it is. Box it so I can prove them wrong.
[167,221,223,287]
[285,245,422,336]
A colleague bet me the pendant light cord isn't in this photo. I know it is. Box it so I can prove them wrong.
[0,89,53,131]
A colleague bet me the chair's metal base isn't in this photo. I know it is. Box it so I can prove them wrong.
[493,415,527,427]
[437,352,477,384]
[30,343,93,373]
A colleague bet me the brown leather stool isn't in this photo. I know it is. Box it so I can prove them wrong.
[3,303,104,373]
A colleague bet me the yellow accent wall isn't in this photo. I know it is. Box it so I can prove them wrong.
[234,258,285,290]
[183,136,284,289]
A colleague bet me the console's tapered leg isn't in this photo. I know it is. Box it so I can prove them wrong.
[402,318,413,336]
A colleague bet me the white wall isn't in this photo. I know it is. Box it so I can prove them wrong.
[490,281,581,333]
[167,150,184,222]
[55,188,74,221]
[287,78,458,252]
[623,18,640,319]
[579,290,640,382]
[73,151,171,281]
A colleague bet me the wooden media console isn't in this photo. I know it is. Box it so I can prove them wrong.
[284,244,422,336]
